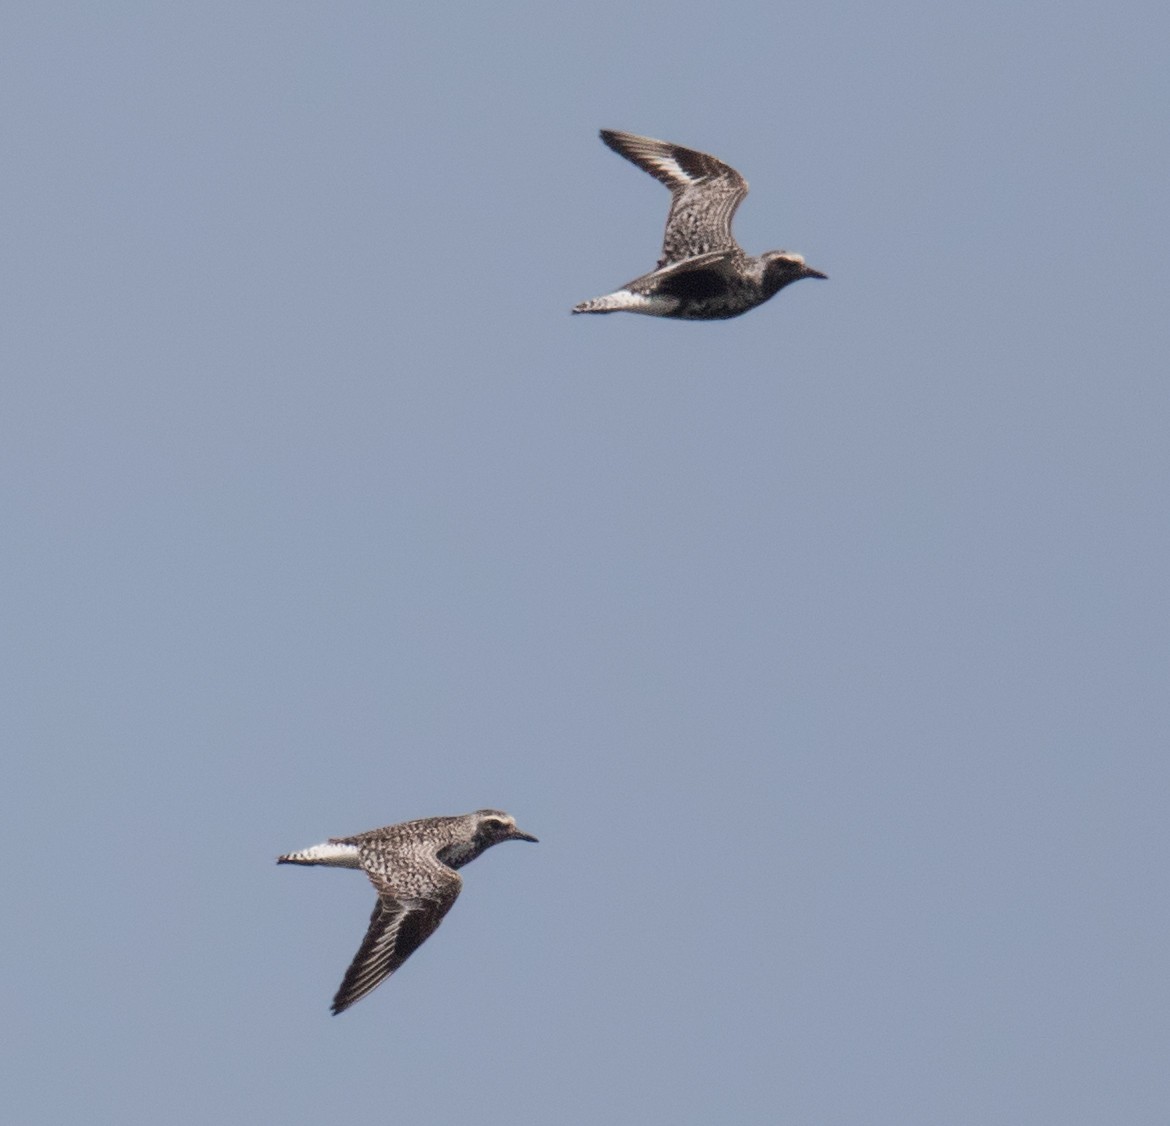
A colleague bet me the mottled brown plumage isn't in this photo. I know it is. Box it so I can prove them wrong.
[279,810,537,1014]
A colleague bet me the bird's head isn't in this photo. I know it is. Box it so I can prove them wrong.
[761,250,827,295]
[472,809,539,848]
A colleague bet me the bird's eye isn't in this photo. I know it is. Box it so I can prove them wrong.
[483,819,507,832]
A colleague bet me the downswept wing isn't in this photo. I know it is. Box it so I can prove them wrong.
[601,130,749,268]
[331,861,462,1015]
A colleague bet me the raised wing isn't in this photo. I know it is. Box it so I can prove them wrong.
[600,130,748,268]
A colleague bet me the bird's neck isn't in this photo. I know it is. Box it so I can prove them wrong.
[437,839,485,869]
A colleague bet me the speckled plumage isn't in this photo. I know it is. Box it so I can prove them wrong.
[279,810,537,1014]
[573,129,826,320]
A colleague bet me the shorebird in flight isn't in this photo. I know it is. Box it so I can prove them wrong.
[279,810,537,1014]
[573,129,826,320]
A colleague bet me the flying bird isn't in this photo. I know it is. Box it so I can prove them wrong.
[279,809,537,1014]
[573,129,826,320]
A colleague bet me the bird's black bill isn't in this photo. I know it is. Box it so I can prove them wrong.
[804,266,828,279]
[510,829,539,843]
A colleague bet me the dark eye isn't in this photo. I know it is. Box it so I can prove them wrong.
[483,818,507,832]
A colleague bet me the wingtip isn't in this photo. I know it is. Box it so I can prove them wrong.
[598,128,631,154]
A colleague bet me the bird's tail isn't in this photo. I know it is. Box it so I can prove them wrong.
[276,840,361,867]
[572,290,629,314]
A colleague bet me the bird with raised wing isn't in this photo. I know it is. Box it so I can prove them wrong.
[573,129,826,320]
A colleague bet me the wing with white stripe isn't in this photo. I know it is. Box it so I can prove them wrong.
[600,130,749,267]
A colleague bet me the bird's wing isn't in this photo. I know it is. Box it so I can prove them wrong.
[600,130,748,267]
[643,250,740,280]
[331,863,462,1015]
[646,252,745,301]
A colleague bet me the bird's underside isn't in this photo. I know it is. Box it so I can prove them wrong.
[574,249,759,320]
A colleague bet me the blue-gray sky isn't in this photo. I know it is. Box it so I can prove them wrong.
[4,2,1169,1123]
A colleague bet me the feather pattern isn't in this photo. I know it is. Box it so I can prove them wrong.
[600,129,749,268]
[574,129,826,320]
[279,809,537,1014]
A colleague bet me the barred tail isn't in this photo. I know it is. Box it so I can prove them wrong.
[277,840,361,867]
[572,295,621,314]
[572,288,665,315]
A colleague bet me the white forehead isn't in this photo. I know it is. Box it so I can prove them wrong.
[777,252,805,265]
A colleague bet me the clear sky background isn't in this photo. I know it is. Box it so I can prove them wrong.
[4,3,1169,1123]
